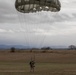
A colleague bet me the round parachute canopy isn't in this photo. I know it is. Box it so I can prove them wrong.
[15,0,61,13]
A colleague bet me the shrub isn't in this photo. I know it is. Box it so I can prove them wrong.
[10,47,15,53]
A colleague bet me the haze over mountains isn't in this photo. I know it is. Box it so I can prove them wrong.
[0,45,68,49]
[0,45,27,49]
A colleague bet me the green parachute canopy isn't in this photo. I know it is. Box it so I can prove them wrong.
[15,0,61,13]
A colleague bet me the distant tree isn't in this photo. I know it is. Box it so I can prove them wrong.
[69,45,76,50]
[10,47,15,52]
[45,47,52,50]
[41,47,52,50]
[41,47,52,53]
[30,49,33,53]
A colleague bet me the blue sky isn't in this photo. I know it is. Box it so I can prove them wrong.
[0,0,76,48]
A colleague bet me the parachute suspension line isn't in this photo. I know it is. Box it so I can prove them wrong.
[22,13,31,49]
[28,16,36,49]
[31,15,39,48]
[16,11,35,61]
[29,20,36,62]
[39,33,46,48]
[31,50,35,61]
[35,22,40,48]
[29,21,34,49]
[34,1,48,48]
[39,28,46,48]
[24,14,31,49]
[28,13,41,48]
[24,15,35,49]
[33,13,46,48]
[40,12,59,48]
[38,14,48,48]
[16,13,35,63]
[16,11,29,48]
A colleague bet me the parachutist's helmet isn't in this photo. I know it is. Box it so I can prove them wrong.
[15,0,61,13]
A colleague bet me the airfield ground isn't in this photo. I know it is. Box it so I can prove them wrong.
[0,50,76,75]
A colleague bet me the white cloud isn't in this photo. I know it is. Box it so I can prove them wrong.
[0,29,7,33]
[0,29,14,33]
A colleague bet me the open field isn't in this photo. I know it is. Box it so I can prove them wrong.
[0,50,76,75]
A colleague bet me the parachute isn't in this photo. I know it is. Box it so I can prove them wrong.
[15,0,61,13]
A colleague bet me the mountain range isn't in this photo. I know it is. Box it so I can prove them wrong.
[0,45,27,49]
[0,45,68,49]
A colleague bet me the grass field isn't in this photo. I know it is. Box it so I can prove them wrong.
[0,50,76,75]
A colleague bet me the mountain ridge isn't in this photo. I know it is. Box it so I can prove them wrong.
[0,45,68,49]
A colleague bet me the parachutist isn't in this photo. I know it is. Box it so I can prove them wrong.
[29,60,35,72]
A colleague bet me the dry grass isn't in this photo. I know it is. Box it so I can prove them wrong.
[0,50,76,75]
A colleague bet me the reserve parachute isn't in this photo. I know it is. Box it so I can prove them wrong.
[15,0,61,13]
